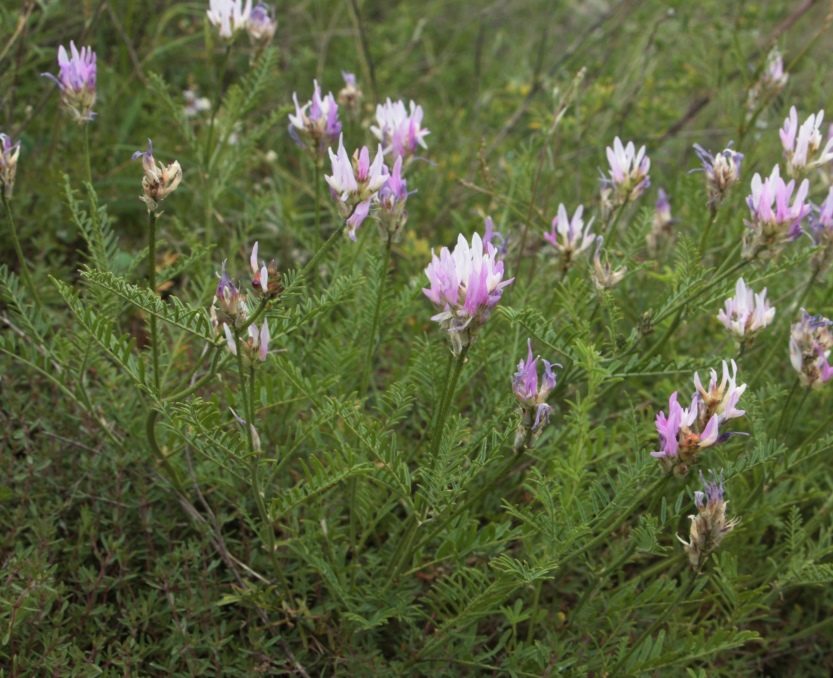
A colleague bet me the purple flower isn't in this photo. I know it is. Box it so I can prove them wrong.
[423,227,514,355]
[790,309,833,388]
[780,106,833,177]
[647,188,677,254]
[131,139,183,212]
[246,2,277,47]
[483,217,508,257]
[512,339,559,436]
[679,469,740,570]
[742,165,810,260]
[207,0,252,39]
[717,277,775,343]
[693,359,747,426]
[42,41,97,123]
[0,133,21,199]
[288,81,342,161]
[651,391,719,477]
[377,156,409,238]
[692,143,743,208]
[746,47,788,111]
[371,99,430,163]
[543,203,595,267]
[807,187,833,270]
[224,321,270,365]
[601,137,650,207]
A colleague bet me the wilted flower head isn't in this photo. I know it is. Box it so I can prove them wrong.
[591,236,627,292]
[249,241,282,300]
[512,339,559,450]
[325,135,387,240]
[337,72,363,116]
[288,81,342,162]
[215,260,249,327]
[601,137,650,208]
[543,203,595,269]
[423,229,514,355]
[207,0,252,39]
[692,143,743,208]
[679,470,740,570]
[647,188,677,254]
[370,99,429,163]
[0,133,21,199]
[224,321,270,366]
[246,2,277,47]
[377,156,409,238]
[790,309,833,388]
[42,42,97,123]
[780,106,833,178]
[131,139,183,212]
[693,359,747,427]
[747,47,788,110]
[743,165,810,260]
[717,277,775,344]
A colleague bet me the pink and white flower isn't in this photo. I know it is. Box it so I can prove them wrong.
[370,99,429,163]
[543,203,595,267]
[207,0,252,39]
[717,277,775,343]
[742,165,810,259]
[780,106,833,177]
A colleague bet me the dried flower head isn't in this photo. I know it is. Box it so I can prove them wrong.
[692,143,743,209]
[131,140,183,212]
[246,2,277,48]
[0,133,21,200]
[647,188,677,254]
[679,470,740,570]
[789,309,833,388]
[717,277,775,345]
[337,72,363,117]
[215,261,249,328]
[42,41,97,123]
[249,241,282,300]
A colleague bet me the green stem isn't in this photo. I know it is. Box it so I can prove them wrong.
[145,410,188,495]
[430,345,469,460]
[313,162,321,240]
[360,233,393,396]
[603,202,628,251]
[776,378,800,438]
[147,211,161,393]
[83,124,93,190]
[2,194,42,309]
[166,344,225,401]
[295,226,342,285]
[205,43,231,170]
[698,207,719,260]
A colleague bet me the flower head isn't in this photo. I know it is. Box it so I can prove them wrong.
[807,186,833,270]
[512,339,560,450]
[246,2,277,47]
[717,277,775,344]
[423,228,514,355]
[0,133,21,199]
[224,321,270,366]
[743,165,810,260]
[692,143,743,208]
[377,156,409,238]
[370,99,429,163]
[591,236,627,292]
[288,81,342,162]
[693,359,747,427]
[746,47,788,111]
[601,137,650,208]
[652,392,719,474]
[207,0,252,39]
[679,470,740,570]
[780,106,833,177]
[790,309,833,388]
[543,203,595,268]
[337,72,363,117]
[42,42,97,123]
[131,139,183,212]
[215,260,249,327]
[647,188,677,254]
[249,241,282,300]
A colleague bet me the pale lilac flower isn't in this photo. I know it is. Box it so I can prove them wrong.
[183,89,211,117]
[692,143,743,208]
[215,261,249,327]
[647,188,677,254]
[337,72,362,116]
[746,47,789,111]
[288,81,342,161]
[790,309,833,388]
[601,137,650,207]
[42,42,97,123]
[652,391,721,477]
[0,133,21,199]
[807,187,833,269]
[543,203,595,268]
[131,139,183,212]
[512,339,560,449]
[717,277,775,343]
[483,217,508,257]
[743,165,810,260]
[370,99,429,163]
[693,359,747,426]
[679,470,740,570]
[207,0,252,39]
[423,229,514,355]
[325,135,386,240]
[224,321,270,365]
[377,156,409,238]
[780,106,833,177]
[591,236,627,291]
[246,2,277,47]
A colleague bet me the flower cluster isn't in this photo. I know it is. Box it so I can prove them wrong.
[692,143,743,208]
[207,0,252,39]
[377,156,409,239]
[789,310,833,388]
[337,72,363,117]
[742,165,810,260]
[370,99,429,164]
[591,236,627,292]
[601,137,650,209]
[43,42,97,123]
[423,227,514,355]
[288,81,342,162]
[224,321,270,367]
[215,261,249,328]
[746,46,788,111]
[543,203,595,269]
[647,188,676,254]
[717,277,775,345]
[246,2,277,48]
[652,361,747,477]
[678,470,740,571]
[325,136,387,239]
[250,242,283,300]
[131,140,183,212]
[512,339,559,450]
[780,106,833,177]
[0,133,20,199]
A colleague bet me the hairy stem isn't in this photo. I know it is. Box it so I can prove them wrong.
[147,210,161,393]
